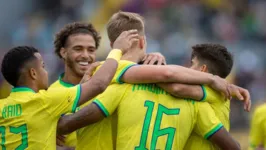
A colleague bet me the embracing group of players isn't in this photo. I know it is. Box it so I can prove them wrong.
[0,11,251,150]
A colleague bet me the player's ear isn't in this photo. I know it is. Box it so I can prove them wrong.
[139,36,145,49]
[60,48,67,59]
[200,64,208,73]
[29,68,37,80]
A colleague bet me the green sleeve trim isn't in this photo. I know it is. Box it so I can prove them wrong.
[93,99,110,117]
[116,64,138,84]
[204,123,223,139]
[12,87,35,93]
[200,85,207,101]
[71,85,81,113]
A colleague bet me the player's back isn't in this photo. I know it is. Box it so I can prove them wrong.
[90,83,222,150]
[0,85,81,150]
[184,86,229,150]
[0,88,56,150]
[115,83,197,150]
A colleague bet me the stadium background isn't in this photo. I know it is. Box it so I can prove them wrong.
[0,0,266,149]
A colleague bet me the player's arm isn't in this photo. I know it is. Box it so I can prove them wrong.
[120,65,231,98]
[57,102,105,135]
[57,84,127,135]
[158,83,204,100]
[208,127,240,150]
[194,102,240,150]
[155,83,251,111]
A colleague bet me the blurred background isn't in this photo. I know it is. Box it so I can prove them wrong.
[1,0,266,149]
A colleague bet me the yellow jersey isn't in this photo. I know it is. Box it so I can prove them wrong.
[49,76,78,147]
[249,103,266,149]
[0,85,81,150]
[184,86,230,150]
[81,83,223,150]
[49,60,136,150]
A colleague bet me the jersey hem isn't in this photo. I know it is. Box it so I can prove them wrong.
[93,99,109,117]
[116,64,138,84]
[71,85,82,113]
[204,123,223,139]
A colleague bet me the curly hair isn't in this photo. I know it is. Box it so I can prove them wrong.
[54,22,101,58]
[1,46,39,86]
[191,44,233,78]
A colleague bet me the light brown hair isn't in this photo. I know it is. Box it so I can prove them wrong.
[107,11,145,43]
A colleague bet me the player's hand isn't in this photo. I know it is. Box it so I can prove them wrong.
[227,84,251,112]
[80,62,101,84]
[209,75,231,99]
[112,29,139,54]
[56,134,66,146]
[142,52,166,65]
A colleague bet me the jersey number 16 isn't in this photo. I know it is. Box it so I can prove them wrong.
[135,100,180,150]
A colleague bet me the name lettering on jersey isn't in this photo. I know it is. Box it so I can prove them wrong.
[2,104,22,119]
[132,84,168,95]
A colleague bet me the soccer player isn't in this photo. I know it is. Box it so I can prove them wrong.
[249,104,266,149]
[0,30,138,149]
[179,44,248,149]
[57,12,248,150]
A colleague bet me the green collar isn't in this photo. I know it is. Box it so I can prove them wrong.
[59,73,75,87]
[11,87,36,93]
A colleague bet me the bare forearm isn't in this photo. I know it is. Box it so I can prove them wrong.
[79,58,118,106]
[122,65,215,85]
[58,103,104,135]
[157,83,203,100]
[166,65,215,85]
[209,128,241,150]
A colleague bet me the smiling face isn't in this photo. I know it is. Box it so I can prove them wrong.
[60,33,96,77]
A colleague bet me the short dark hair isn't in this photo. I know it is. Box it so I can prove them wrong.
[107,11,145,43]
[191,44,233,78]
[54,22,101,58]
[1,46,38,86]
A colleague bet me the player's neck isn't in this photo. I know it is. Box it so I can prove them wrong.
[16,80,39,93]
[121,49,145,63]
[63,66,82,85]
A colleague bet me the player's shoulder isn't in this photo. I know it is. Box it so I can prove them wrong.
[0,98,6,106]
[106,83,132,92]
[118,60,136,65]
[117,60,137,71]
[204,86,226,103]
[204,86,223,98]
[49,80,63,89]
[96,60,136,69]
